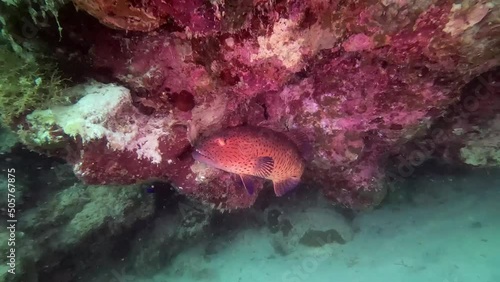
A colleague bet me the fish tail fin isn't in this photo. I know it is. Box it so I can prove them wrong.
[273,177,301,197]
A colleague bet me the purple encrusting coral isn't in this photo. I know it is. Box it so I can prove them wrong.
[20,0,500,210]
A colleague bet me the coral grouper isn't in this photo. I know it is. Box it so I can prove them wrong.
[192,126,305,197]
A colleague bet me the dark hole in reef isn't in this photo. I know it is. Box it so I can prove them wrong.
[294,66,311,79]
[416,65,430,77]
[299,7,318,29]
[252,94,270,120]
[261,102,270,120]
[136,103,156,116]
[169,90,195,112]
[369,117,384,124]
[389,123,403,130]
[380,60,388,69]
[219,69,240,86]
[363,129,381,141]
[176,143,195,162]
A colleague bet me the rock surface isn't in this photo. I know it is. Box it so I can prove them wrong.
[441,71,500,167]
[267,206,354,249]
[387,68,500,184]
[0,128,18,154]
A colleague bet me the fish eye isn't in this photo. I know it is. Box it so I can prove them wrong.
[216,138,227,146]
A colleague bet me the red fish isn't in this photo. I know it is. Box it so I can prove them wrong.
[192,126,305,197]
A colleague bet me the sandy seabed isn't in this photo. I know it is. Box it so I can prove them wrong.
[143,169,500,282]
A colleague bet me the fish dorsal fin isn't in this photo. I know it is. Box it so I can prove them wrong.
[273,177,301,197]
[254,156,274,178]
[239,174,255,195]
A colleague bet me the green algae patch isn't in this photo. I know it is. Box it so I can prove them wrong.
[0,47,67,127]
[460,146,500,167]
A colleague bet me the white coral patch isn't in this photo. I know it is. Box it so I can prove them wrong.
[252,18,305,69]
[251,18,339,71]
[23,81,171,164]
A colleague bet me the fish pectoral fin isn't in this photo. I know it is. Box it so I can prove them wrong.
[254,156,274,178]
[239,174,255,195]
[273,177,301,197]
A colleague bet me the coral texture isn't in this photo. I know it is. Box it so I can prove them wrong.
[18,0,500,210]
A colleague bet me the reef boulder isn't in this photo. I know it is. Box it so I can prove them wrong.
[16,0,500,210]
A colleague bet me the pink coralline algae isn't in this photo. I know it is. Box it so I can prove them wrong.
[21,0,500,210]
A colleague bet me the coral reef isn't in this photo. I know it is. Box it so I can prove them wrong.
[8,0,500,210]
